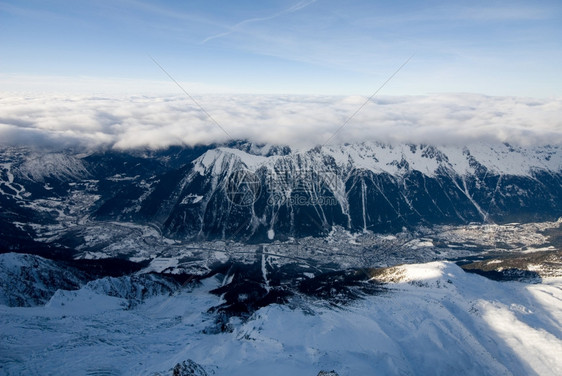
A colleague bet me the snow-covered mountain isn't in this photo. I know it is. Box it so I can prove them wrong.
[1,259,561,375]
[1,142,560,247]
[1,142,562,375]
[160,142,561,240]
[0,253,85,307]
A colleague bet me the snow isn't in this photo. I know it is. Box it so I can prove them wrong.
[0,253,84,307]
[399,261,449,281]
[378,234,397,240]
[406,239,434,249]
[193,147,270,175]
[181,194,204,205]
[479,299,562,375]
[145,257,179,273]
[220,147,272,169]
[1,261,561,375]
[1,163,14,183]
[18,153,89,182]
[0,162,27,199]
[190,143,561,193]
[261,253,270,293]
[267,229,275,240]
[520,246,555,254]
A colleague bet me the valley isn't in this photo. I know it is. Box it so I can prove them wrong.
[1,142,561,375]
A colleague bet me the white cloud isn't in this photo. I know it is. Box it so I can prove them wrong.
[0,93,561,150]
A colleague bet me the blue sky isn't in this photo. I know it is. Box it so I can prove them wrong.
[1,0,561,96]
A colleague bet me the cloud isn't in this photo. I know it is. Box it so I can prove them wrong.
[0,93,561,151]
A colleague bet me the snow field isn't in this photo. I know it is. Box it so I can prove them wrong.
[1,261,561,375]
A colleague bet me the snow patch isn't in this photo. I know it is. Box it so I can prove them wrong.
[267,229,275,240]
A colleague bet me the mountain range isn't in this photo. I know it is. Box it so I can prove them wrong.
[2,141,562,375]
[1,141,560,249]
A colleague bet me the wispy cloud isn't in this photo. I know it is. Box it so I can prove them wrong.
[201,0,317,44]
[0,93,560,150]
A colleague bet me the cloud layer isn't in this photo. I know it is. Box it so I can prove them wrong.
[1,93,561,150]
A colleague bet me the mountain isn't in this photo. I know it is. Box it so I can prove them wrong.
[2,142,562,375]
[2,259,561,375]
[0,253,85,307]
[1,142,561,248]
[156,142,562,240]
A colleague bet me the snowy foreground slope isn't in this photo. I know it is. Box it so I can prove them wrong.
[1,260,561,376]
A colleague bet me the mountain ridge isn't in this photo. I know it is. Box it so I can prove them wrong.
[1,141,561,245]
[158,142,562,240]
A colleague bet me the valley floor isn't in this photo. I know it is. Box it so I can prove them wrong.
[1,261,561,376]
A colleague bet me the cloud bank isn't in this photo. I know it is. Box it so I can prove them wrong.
[0,93,561,150]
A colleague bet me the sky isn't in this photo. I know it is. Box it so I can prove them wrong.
[1,0,561,96]
[1,1,561,149]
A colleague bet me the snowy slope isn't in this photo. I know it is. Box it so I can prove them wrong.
[196,142,562,177]
[17,153,89,182]
[0,253,85,307]
[1,261,561,375]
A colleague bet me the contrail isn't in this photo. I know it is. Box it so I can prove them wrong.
[201,0,317,44]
